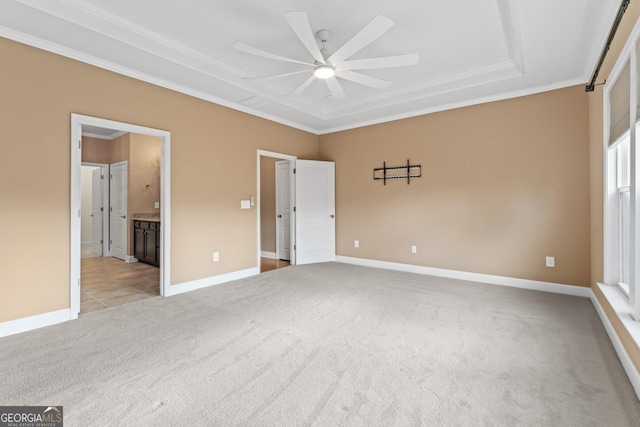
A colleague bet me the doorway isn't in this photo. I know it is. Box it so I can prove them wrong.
[257,152,336,271]
[80,163,109,259]
[71,114,171,319]
[257,150,296,272]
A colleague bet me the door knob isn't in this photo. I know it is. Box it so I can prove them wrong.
[277,214,282,218]
[330,214,335,218]
[120,215,126,219]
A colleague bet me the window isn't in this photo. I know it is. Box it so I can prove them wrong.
[615,134,630,295]
[604,37,640,321]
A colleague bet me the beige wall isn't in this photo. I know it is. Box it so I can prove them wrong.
[110,133,130,164]
[82,136,111,163]
[588,4,640,371]
[321,86,591,287]
[260,156,278,253]
[0,37,319,323]
[81,134,130,164]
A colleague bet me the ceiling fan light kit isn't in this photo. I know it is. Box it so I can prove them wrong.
[234,11,419,100]
[314,65,335,79]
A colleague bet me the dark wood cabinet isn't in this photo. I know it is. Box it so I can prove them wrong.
[133,220,160,267]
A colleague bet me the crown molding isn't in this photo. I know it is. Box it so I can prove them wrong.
[0,26,322,134]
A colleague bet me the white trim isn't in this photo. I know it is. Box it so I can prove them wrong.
[0,309,71,338]
[583,0,630,83]
[13,0,524,124]
[81,241,91,246]
[591,284,640,400]
[0,26,318,135]
[261,251,277,259]
[0,23,601,136]
[166,267,259,297]
[335,256,591,297]
[603,17,640,321]
[125,256,139,263]
[257,150,297,270]
[318,76,586,135]
[71,114,171,319]
[497,0,525,74]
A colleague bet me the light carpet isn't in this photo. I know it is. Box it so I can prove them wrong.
[1,263,639,426]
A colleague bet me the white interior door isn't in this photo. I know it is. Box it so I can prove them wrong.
[295,160,335,264]
[91,168,103,256]
[276,161,291,260]
[110,161,128,261]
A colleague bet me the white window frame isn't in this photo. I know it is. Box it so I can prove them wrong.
[603,22,640,322]
[616,136,631,297]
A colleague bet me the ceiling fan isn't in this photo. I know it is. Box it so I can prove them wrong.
[233,12,419,100]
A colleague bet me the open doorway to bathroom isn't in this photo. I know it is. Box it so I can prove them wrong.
[79,127,162,313]
[71,115,171,319]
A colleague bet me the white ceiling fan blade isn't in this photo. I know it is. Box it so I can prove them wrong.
[327,15,394,65]
[326,77,346,100]
[234,41,313,66]
[285,75,316,97]
[245,70,312,80]
[286,11,326,65]
[339,53,419,71]
[336,70,393,89]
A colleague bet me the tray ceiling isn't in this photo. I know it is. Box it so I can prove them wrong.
[0,0,620,133]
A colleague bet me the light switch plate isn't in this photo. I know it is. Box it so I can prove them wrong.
[241,200,251,209]
[154,202,159,209]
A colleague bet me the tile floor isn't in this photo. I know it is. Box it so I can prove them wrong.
[260,257,290,273]
[81,257,160,314]
[81,244,99,259]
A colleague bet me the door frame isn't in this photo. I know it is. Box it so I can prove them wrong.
[257,150,296,268]
[82,162,109,257]
[71,114,171,318]
[275,160,292,261]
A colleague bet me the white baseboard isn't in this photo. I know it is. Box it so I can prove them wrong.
[125,256,138,263]
[590,288,640,400]
[166,267,260,297]
[335,256,590,298]
[81,241,91,246]
[0,309,71,339]
[261,251,277,259]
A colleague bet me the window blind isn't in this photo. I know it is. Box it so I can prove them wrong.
[610,60,630,146]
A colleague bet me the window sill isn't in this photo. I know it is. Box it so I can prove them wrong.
[596,282,640,352]
[617,282,630,298]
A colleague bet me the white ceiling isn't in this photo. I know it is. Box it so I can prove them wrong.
[0,0,620,134]
[82,124,125,140]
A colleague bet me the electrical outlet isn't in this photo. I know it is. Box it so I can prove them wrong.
[411,245,417,254]
[213,252,219,262]
[354,240,359,248]
[546,256,555,267]
[154,202,159,209]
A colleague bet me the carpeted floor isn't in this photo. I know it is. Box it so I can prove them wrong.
[1,263,639,426]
